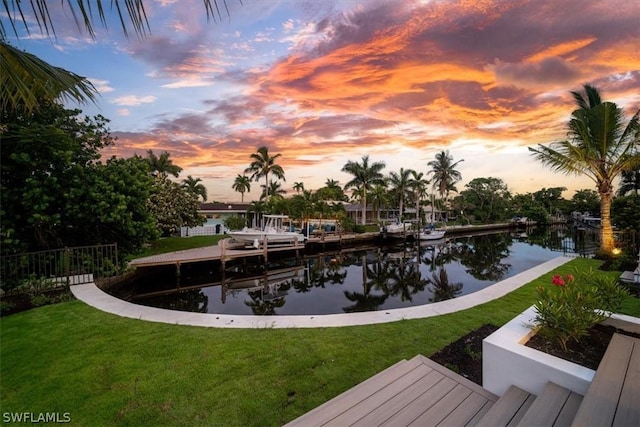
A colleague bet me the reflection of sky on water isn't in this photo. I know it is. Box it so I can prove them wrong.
[131,231,562,315]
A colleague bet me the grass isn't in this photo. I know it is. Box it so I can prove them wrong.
[2,258,639,426]
[131,235,227,259]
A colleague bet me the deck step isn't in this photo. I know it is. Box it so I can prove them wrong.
[516,382,582,427]
[473,385,535,427]
[571,333,640,427]
[284,356,423,426]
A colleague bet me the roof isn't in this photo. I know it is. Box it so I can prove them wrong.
[199,202,249,212]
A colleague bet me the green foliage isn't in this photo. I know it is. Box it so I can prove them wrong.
[460,177,512,223]
[147,177,205,236]
[0,101,158,256]
[1,258,638,425]
[339,216,356,232]
[224,215,248,231]
[532,269,629,351]
[612,195,640,232]
[571,189,600,214]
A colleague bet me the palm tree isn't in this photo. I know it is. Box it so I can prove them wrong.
[529,84,640,252]
[410,171,429,226]
[617,167,640,196]
[244,146,285,202]
[369,183,389,223]
[1,42,97,113]
[146,150,182,178]
[2,1,230,112]
[342,155,386,225]
[428,150,464,204]
[293,182,305,193]
[388,168,413,219]
[232,174,251,202]
[181,175,207,201]
[261,181,286,201]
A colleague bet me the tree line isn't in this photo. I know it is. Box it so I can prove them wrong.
[0,101,206,257]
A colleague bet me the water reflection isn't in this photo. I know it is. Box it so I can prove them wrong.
[128,228,566,316]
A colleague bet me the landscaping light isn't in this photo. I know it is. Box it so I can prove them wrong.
[612,248,622,255]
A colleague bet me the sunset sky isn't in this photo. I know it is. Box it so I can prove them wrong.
[7,0,640,202]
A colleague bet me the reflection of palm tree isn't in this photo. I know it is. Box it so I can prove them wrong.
[427,268,463,302]
[457,234,511,281]
[245,293,286,315]
[387,258,427,302]
[151,289,208,312]
[343,255,388,312]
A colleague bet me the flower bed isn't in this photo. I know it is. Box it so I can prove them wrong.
[482,306,640,396]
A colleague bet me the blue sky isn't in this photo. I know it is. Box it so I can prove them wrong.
[5,0,640,202]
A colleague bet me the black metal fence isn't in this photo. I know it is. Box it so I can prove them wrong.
[549,229,639,257]
[1,244,119,295]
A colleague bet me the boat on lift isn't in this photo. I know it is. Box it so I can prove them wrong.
[228,214,305,247]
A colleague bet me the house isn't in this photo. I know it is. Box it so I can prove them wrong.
[181,202,250,237]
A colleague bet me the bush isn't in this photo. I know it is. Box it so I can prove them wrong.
[224,215,247,231]
[532,268,629,351]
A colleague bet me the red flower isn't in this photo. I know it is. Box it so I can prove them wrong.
[552,275,566,286]
[565,274,575,283]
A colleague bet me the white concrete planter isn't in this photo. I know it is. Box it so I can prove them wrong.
[482,306,640,396]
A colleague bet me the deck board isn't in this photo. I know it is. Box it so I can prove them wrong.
[572,333,639,427]
[286,355,497,427]
[613,336,640,426]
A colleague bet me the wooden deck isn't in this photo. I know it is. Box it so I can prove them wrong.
[284,355,498,427]
[572,333,640,426]
[286,332,640,427]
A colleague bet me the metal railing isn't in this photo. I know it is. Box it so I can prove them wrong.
[1,243,119,295]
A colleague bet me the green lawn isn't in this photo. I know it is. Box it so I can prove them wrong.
[131,235,227,259]
[1,258,638,426]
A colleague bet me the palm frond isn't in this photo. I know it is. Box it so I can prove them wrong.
[1,41,97,112]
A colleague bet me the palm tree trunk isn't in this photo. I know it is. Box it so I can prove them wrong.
[362,193,367,225]
[600,190,614,252]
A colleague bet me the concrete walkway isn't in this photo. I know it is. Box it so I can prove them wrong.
[71,256,572,329]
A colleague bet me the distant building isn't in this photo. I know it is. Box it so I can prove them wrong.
[181,203,250,237]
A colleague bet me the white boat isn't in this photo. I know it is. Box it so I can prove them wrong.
[228,214,305,246]
[418,229,446,241]
[381,220,413,236]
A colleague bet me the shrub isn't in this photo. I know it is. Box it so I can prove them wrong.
[531,268,629,351]
[223,215,247,231]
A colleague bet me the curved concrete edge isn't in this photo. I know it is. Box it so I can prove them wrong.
[71,256,573,329]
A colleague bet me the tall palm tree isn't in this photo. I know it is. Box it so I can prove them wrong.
[529,84,640,252]
[388,168,413,219]
[428,150,464,203]
[146,150,182,178]
[369,183,389,223]
[181,175,207,201]
[410,171,429,226]
[244,146,285,202]
[342,155,386,225]
[2,1,230,112]
[232,174,251,202]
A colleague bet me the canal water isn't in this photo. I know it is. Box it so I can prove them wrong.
[114,226,586,316]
